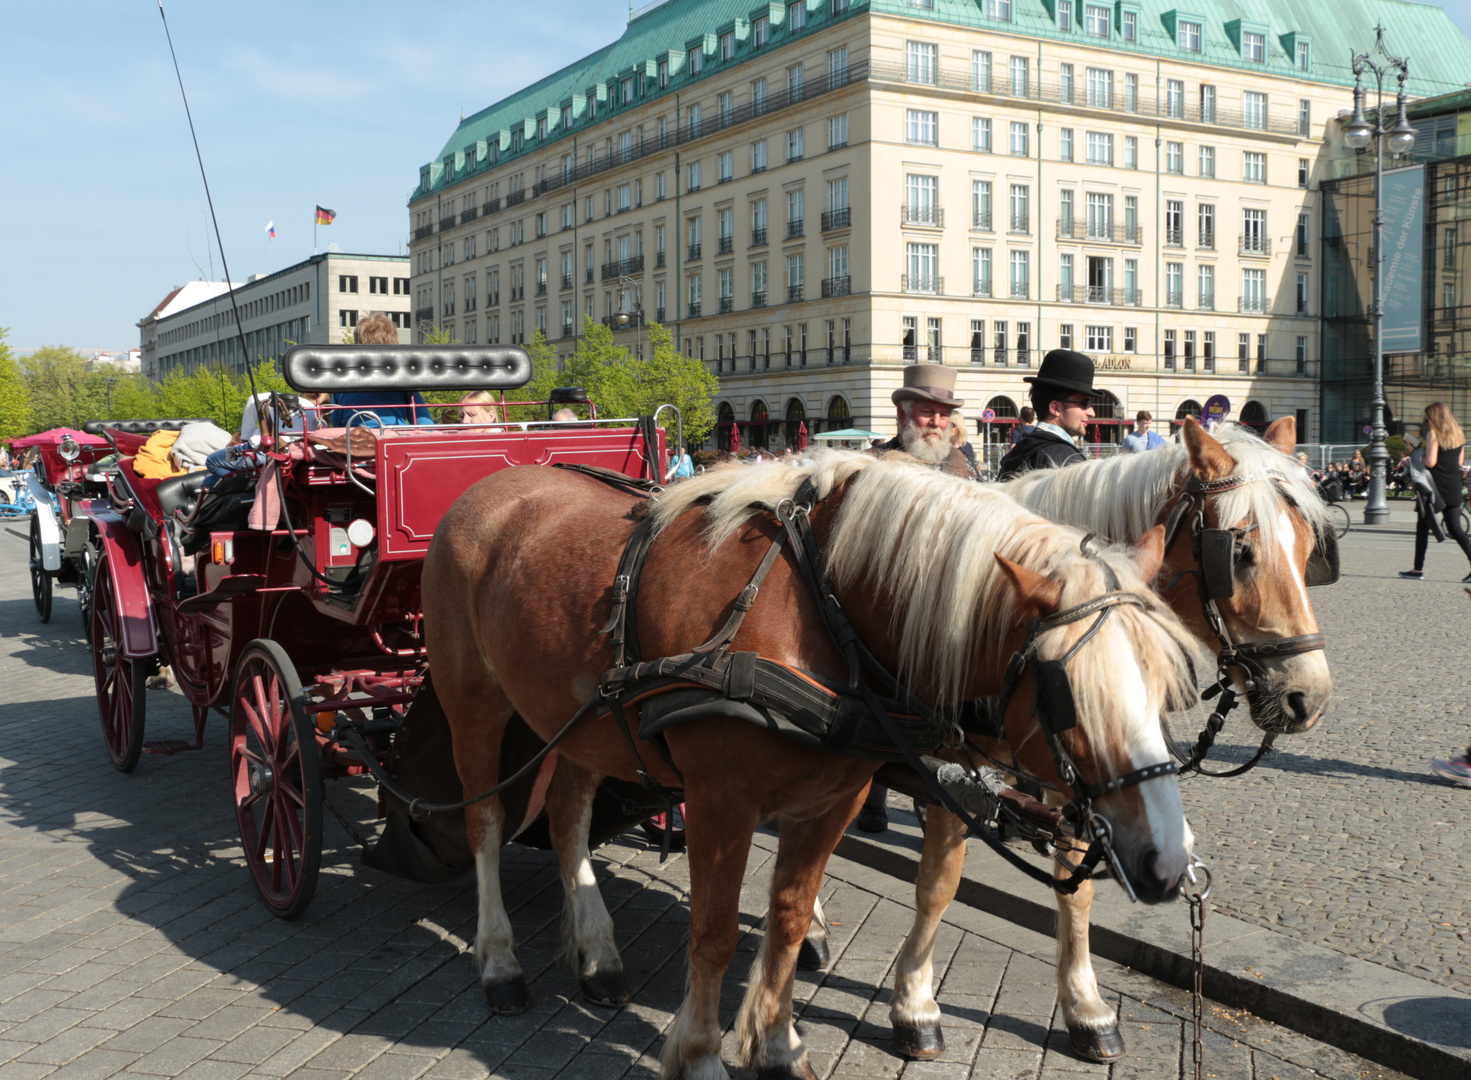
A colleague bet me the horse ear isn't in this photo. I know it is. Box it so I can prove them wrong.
[1181,416,1235,482]
[1132,524,1167,583]
[995,554,1063,618]
[1263,416,1297,456]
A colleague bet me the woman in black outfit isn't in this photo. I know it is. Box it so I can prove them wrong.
[1400,402,1471,583]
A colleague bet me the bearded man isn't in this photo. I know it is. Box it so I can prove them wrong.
[876,364,980,480]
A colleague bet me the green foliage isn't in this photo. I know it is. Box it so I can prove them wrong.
[630,322,719,447]
[503,330,562,422]
[420,324,456,345]
[0,329,31,439]
[19,346,108,430]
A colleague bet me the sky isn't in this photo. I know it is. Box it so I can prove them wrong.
[3,0,1470,355]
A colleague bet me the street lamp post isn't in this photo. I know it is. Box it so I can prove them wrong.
[1341,26,1417,525]
[613,274,644,358]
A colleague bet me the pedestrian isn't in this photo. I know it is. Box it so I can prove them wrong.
[874,364,980,481]
[665,443,694,482]
[949,409,976,465]
[996,349,1095,480]
[1122,410,1166,452]
[1010,407,1035,445]
[1400,402,1471,583]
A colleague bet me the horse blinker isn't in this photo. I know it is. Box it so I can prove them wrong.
[1197,529,1236,600]
[1033,659,1079,734]
[1305,530,1340,588]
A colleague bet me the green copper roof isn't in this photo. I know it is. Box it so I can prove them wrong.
[412,0,1471,203]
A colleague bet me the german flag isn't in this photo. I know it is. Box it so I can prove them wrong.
[315,205,336,225]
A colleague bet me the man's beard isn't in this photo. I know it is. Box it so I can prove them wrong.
[900,418,951,463]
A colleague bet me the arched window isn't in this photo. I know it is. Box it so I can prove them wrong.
[1086,390,1123,445]
[1239,400,1268,431]
[985,395,1018,418]
[717,401,735,451]
[750,399,770,450]
[1173,399,1202,432]
[827,395,850,422]
[784,398,807,446]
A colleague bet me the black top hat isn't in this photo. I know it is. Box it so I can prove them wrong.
[1024,349,1096,395]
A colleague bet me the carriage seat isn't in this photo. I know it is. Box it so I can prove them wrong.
[156,473,208,522]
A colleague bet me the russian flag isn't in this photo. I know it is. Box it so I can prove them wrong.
[266,220,276,238]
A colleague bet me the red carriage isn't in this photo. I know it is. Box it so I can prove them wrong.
[82,346,670,917]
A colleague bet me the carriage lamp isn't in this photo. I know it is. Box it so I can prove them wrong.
[347,519,376,547]
[211,538,234,566]
[316,711,338,733]
[58,436,81,462]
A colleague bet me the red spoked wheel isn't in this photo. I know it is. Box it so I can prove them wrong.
[91,555,146,772]
[640,802,687,851]
[230,640,322,920]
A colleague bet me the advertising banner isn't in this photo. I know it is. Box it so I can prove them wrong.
[1380,165,1425,354]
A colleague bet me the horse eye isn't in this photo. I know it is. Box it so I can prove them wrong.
[1236,544,1255,567]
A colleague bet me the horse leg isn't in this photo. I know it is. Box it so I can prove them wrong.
[889,804,966,1059]
[660,796,760,1080]
[467,793,527,1013]
[797,895,830,971]
[736,795,865,1080]
[545,756,630,1006]
[1055,866,1124,1061]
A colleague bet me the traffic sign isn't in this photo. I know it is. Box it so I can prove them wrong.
[1203,394,1231,429]
[981,408,996,422]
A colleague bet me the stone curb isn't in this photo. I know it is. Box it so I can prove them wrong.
[835,830,1471,1080]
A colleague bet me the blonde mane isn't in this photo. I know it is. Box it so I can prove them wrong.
[1003,426,1332,565]
[650,453,1200,713]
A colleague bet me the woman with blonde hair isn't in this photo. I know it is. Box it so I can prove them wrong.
[458,390,503,427]
[1400,401,1471,583]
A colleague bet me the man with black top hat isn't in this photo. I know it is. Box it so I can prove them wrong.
[997,348,1096,481]
[876,364,980,481]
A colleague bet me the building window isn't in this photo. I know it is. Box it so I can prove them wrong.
[788,63,804,98]
[906,243,939,293]
[1057,0,1072,31]
[1009,183,1029,233]
[687,161,702,192]
[788,0,806,27]
[973,247,992,296]
[1166,262,1183,307]
[988,0,1011,20]
[1085,325,1111,352]
[339,309,358,328]
[973,117,992,152]
[719,152,733,183]
[1060,64,1075,104]
[1257,333,1267,372]
[1238,332,1250,373]
[1165,202,1183,247]
[828,113,849,149]
[1166,79,1184,118]
[1166,142,1183,174]
[689,47,703,76]
[1124,72,1138,112]
[1200,84,1216,123]
[1010,121,1029,156]
[1242,31,1264,62]
[1086,67,1112,108]
[753,14,769,46]
[973,50,992,92]
[1299,158,1310,188]
[1198,203,1215,248]
[752,139,767,172]
[1242,208,1267,253]
[720,32,735,61]
[1296,213,1310,256]
[339,275,359,293]
[1296,336,1307,373]
[1009,250,1029,299]
[1124,136,1137,169]
[829,46,849,80]
[1298,100,1312,137]
[1243,151,1266,184]
[907,41,938,85]
[1164,329,1176,370]
[1243,92,1267,130]
[1122,9,1136,41]
[1085,4,1109,36]
[1086,131,1112,165]
[1060,252,1074,295]
[1010,56,1029,96]
[907,110,938,146]
[1060,128,1074,162]
[1198,145,1215,178]
[972,180,992,229]
[1060,189,1074,233]
[906,174,938,225]
[1296,273,1309,314]
[786,128,804,161]
[1198,264,1214,309]
[1177,20,1201,51]
[1296,42,1310,71]
[1241,269,1266,312]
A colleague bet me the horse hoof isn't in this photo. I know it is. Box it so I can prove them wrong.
[1068,1023,1125,1062]
[796,935,830,971]
[893,1021,944,1060]
[484,976,530,1014]
[579,969,632,1007]
[755,1061,819,1080]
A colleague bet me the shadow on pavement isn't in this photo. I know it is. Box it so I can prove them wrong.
[1377,997,1471,1049]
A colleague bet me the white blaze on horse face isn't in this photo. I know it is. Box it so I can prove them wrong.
[1274,509,1313,615]
[1109,649,1190,883]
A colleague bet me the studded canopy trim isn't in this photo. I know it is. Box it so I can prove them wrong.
[281,345,533,394]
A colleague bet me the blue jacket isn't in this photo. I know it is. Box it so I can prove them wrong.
[330,391,431,427]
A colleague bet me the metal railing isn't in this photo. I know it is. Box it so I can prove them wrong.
[1056,220,1142,244]
[717,236,734,255]
[561,273,573,290]
[1239,295,1268,312]
[786,284,804,303]
[413,224,434,240]
[751,290,767,308]
[1240,235,1272,256]
[822,208,851,231]
[750,227,768,247]
[687,243,702,261]
[821,275,850,297]
[973,211,993,231]
[786,220,805,240]
[973,280,992,298]
[1056,286,1143,306]
[719,296,734,313]
[1164,227,1184,247]
[1009,214,1029,235]
[438,217,456,232]
[902,204,943,228]
[901,275,942,295]
[460,207,479,224]
[414,306,433,323]
[687,301,702,318]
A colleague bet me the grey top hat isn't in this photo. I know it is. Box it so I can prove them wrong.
[1024,349,1096,396]
[892,364,965,407]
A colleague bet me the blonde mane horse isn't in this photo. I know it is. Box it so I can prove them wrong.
[423,453,1201,1080]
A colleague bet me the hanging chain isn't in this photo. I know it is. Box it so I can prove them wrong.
[1182,859,1212,1080]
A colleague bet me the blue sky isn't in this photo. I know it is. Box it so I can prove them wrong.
[3,0,1470,354]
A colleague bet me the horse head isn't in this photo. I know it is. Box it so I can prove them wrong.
[1175,416,1332,734]
[996,527,1198,905]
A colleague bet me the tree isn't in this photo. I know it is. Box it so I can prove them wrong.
[504,329,566,422]
[19,346,108,431]
[629,322,719,447]
[0,329,32,438]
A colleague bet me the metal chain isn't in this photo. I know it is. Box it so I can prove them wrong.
[1182,859,1212,1080]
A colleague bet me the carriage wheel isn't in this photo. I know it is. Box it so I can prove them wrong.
[78,540,96,645]
[230,641,322,920]
[29,517,51,624]
[91,556,146,772]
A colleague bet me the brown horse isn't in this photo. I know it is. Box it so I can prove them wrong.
[422,454,1202,1080]
[824,416,1335,1063]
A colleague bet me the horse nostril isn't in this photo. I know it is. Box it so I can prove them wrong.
[1287,692,1310,723]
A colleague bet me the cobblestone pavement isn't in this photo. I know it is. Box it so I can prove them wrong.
[0,525,1426,1079]
[1158,527,1471,991]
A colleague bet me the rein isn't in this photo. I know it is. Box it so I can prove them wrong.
[1160,470,1327,777]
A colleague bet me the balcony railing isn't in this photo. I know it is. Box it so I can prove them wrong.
[1009,215,1029,235]
[1240,235,1272,256]
[535,282,547,296]
[786,221,805,240]
[460,207,479,224]
[505,190,526,207]
[1056,286,1143,306]
[585,269,595,284]
[688,301,702,318]
[561,322,574,338]
[1164,227,1184,247]
[751,290,767,308]
[901,274,942,295]
[482,198,501,215]
[787,284,804,303]
[509,286,524,301]
[414,307,433,323]
[1198,295,1215,311]
[463,298,476,312]
[601,256,645,280]
[1239,295,1268,312]
[719,296,734,313]
[901,204,943,228]
[1166,290,1183,308]
[438,217,456,232]
[1055,220,1142,244]
[973,280,992,298]
[656,307,666,322]
[717,236,734,255]
[821,275,850,298]
[656,252,667,268]
[413,224,434,241]
[973,211,993,231]
[561,273,573,291]
[1009,284,1029,299]
[441,303,455,317]
[822,208,851,231]
[749,227,769,249]
[487,292,499,305]
[687,243,702,260]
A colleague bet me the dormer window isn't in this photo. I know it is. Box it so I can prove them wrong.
[1057,0,1072,32]
[689,47,703,75]
[1122,9,1136,40]
[720,31,735,60]
[1177,20,1200,51]
[1085,4,1109,36]
[659,59,669,87]
[788,1,805,30]
[1242,31,1264,62]
[753,15,769,47]
[562,104,573,127]
[622,78,634,104]
[1296,41,1310,70]
[537,117,548,139]
[987,0,1010,20]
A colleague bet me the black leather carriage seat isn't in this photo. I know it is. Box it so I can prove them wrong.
[281,345,533,395]
[156,473,208,522]
[82,418,212,437]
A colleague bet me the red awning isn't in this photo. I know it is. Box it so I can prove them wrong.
[10,427,112,449]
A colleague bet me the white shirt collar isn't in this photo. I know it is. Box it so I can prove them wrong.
[1035,421,1075,442]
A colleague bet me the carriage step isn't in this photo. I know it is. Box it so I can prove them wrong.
[144,739,200,755]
